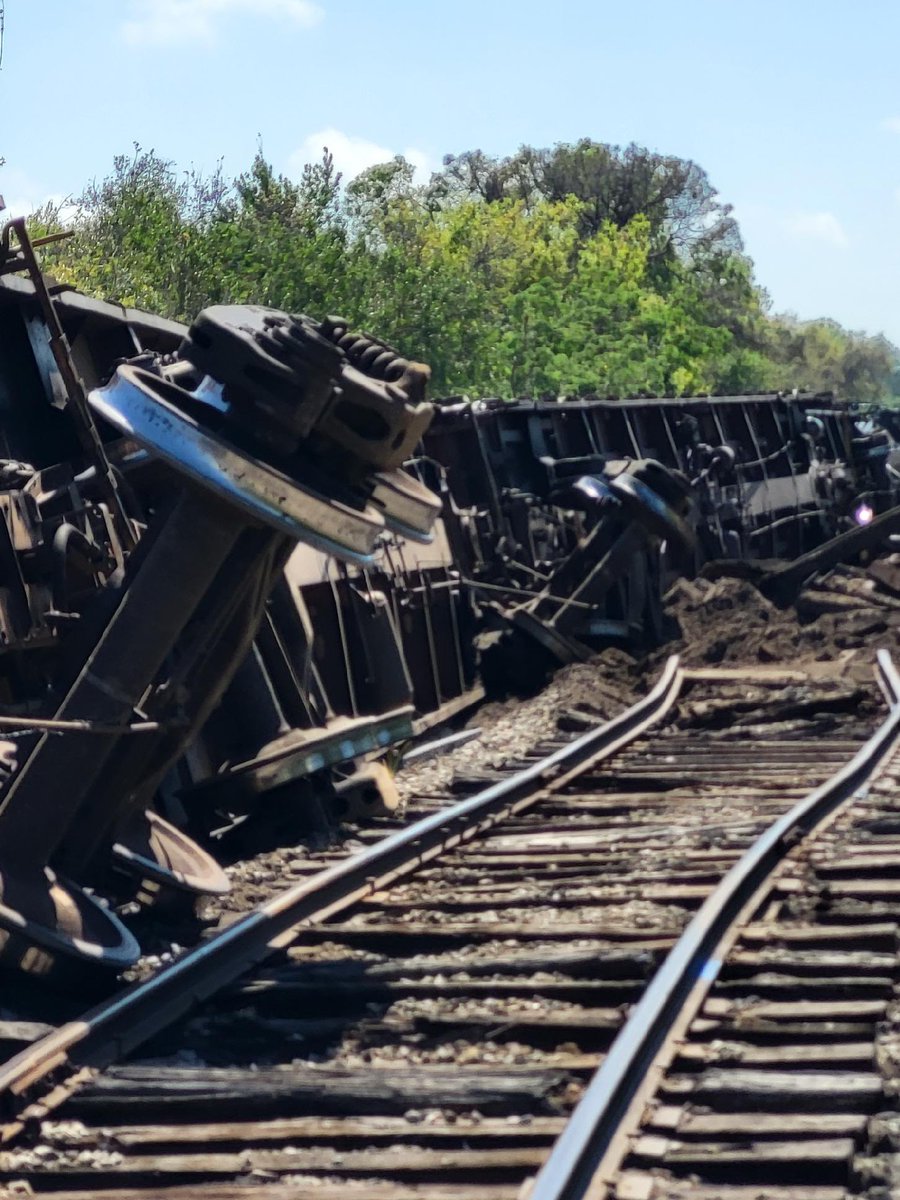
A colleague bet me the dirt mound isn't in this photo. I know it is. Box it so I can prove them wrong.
[663,576,813,666]
[657,556,900,688]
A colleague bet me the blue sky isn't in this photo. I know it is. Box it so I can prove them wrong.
[4,1,900,342]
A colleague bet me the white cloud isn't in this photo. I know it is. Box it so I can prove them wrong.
[782,211,849,249]
[292,128,433,183]
[0,168,75,222]
[882,116,900,133]
[121,0,322,47]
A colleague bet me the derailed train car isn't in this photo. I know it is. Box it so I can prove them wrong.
[419,388,894,680]
[0,221,449,972]
[0,219,893,973]
[188,378,896,831]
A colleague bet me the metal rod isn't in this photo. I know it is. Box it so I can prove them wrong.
[461,578,599,611]
[2,218,136,550]
[0,714,162,735]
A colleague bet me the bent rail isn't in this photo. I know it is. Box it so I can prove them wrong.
[0,655,683,1142]
[528,648,900,1200]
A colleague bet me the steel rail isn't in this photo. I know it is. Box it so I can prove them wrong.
[528,648,900,1200]
[0,655,683,1142]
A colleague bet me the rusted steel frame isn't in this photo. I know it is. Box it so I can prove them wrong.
[0,492,243,864]
[0,229,75,260]
[528,649,900,1200]
[0,656,682,1142]
[1,218,135,549]
[0,270,186,347]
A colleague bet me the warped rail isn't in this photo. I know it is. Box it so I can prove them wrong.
[531,648,900,1200]
[0,656,684,1146]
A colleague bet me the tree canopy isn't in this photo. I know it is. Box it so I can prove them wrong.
[28,140,900,404]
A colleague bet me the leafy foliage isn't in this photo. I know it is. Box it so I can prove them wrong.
[436,140,742,264]
[29,142,900,403]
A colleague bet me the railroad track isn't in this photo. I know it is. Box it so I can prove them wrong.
[529,649,900,1200]
[0,654,895,1199]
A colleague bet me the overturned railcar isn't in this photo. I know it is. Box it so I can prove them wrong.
[421,391,894,677]
[193,387,891,829]
[429,390,892,563]
[0,222,450,971]
[0,220,893,973]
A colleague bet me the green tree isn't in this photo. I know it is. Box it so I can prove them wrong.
[33,146,229,318]
[436,140,741,262]
[23,140,898,407]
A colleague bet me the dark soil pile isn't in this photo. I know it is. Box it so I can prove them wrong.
[658,554,900,684]
[401,551,900,802]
